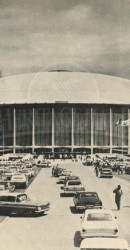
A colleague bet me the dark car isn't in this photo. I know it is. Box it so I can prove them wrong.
[73,191,102,211]
[53,167,65,177]
[125,165,130,174]
[0,192,50,216]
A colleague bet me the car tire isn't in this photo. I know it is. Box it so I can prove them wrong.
[98,172,101,178]
[25,209,35,217]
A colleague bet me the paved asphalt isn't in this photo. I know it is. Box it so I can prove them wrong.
[0,161,130,250]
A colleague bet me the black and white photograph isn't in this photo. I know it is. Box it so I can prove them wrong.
[0,0,130,250]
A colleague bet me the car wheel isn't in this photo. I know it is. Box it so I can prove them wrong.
[75,204,78,212]
[98,172,101,178]
[25,209,35,217]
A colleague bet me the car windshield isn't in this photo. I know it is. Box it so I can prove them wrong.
[13,176,24,179]
[17,194,28,202]
[68,181,81,186]
[87,213,112,221]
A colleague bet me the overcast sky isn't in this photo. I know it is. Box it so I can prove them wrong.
[0,0,130,79]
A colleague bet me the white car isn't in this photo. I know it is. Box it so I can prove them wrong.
[19,169,32,179]
[63,180,85,194]
[10,173,28,188]
[58,170,72,184]
[80,237,129,250]
[80,209,119,239]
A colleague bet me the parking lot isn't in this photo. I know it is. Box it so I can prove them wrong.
[0,160,130,250]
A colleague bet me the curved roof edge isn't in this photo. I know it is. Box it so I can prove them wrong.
[0,72,130,105]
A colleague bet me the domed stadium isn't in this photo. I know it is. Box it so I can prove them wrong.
[0,69,130,157]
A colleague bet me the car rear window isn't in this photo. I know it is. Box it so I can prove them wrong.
[81,193,97,198]
[87,213,112,221]
[68,181,81,186]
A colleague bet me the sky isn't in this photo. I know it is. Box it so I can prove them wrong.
[0,0,130,79]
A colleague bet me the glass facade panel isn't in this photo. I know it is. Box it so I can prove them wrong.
[0,108,13,146]
[93,107,110,146]
[112,107,128,146]
[54,107,71,146]
[74,108,91,146]
[16,109,32,146]
[35,108,52,146]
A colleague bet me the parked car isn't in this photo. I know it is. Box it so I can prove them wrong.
[0,192,50,216]
[125,165,130,174]
[37,161,48,168]
[73,191,102,211]
[3,168,17,180]
[10,173,28,188]
[0,180,15,192]
[80,209,119,239]
[19,169,32,179]
[63,180,85,195]
[80,237,129,250]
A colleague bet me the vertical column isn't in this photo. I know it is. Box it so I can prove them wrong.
[32,108,35,154]
[13,107,16,154]
[71,107,74,152]
[52,107,55,153]
[128,108,130,154]
[110,108,112,154]
[91,107,93,154]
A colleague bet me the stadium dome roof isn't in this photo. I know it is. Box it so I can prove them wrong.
[0,72,130,105]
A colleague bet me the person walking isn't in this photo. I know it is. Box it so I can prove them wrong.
[113,185,123,210]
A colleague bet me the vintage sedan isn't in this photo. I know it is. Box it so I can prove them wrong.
[97,167,113,178]
[0,192,50,216]
[10,173,28,188]
[80,237,129,250]
[80,209,119,239]
[58,170,72,184]
[64,175,81,185]
[63,180,85,195]
[73,191,102,211]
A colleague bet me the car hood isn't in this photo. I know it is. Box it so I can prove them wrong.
[22,200,50,206]
[81,221,117,230]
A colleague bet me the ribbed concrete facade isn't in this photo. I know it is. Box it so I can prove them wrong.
[0,72,130,156]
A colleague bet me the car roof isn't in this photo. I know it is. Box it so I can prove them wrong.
[84,208,113,214]
[80,237,128,249]
[77,191,98,195]
[0,192,26,197]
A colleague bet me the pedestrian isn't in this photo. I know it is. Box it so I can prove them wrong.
[113,185,123,210]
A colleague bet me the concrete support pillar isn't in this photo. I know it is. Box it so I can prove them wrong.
[110,108,112,154]
[13,108,16,154]
[52,107,55,153]
[32,108,35,154]
[71,107,74,152]
[91,107,93,154]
